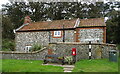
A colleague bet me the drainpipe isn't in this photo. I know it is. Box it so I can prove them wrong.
[63,24,65,42]
[49,31,51,43]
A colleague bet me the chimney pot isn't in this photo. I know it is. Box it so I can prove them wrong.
[24,16,31,24]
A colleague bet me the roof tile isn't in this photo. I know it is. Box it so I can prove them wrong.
[18,18,106,31]
[79,18,106,27]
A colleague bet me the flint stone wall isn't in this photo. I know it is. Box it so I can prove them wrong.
[0,47,48,60]
[16,31,49,52]
[78,28,104,43]
[16,30,75,52]
[49,42,117,61]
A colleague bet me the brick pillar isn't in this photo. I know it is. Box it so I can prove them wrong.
[103,27,106,43]
[24,16,31,24]
[48,49,53,55]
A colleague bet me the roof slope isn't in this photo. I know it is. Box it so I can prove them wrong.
[79,18,106,27]
[19,19,77,31]
[17,18,106,31]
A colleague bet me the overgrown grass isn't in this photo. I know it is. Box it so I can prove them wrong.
[73,59,118,72]
[1,59,63,72]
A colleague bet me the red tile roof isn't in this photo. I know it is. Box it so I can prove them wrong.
[19,19,77,31]
[17,18,106,31]
[79,18,106,27]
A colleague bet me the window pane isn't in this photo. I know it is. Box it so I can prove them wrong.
[58,31,60,35]
[55,31,57,35]
[54,31,61,37]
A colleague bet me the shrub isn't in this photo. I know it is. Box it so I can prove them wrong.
[30,44,42,52]
[64,56,73,65]
[2,39,15,51]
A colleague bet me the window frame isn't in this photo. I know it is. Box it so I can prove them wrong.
[25,46,32,52]
[53,31,62,38]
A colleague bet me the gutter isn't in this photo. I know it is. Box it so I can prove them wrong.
[76,26,106,28]
[16,28,76,32]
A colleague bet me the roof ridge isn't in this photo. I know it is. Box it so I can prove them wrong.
[80,17,104,20]
[30,18,78,24]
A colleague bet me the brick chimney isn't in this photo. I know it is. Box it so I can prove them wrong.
[24,16,31,24]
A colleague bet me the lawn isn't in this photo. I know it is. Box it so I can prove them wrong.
[73,59,118,72]
[1,58,119,72]
[1,59,63,72]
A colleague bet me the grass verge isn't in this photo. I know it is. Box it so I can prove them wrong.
[73,59,118,72]
[1,59,63,72]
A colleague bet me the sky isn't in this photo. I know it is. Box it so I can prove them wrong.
[0,0,9,9]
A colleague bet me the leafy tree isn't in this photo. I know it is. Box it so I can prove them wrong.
[2,15,14,39]
[106,11,120,44]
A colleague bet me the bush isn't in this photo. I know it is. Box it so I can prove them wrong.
[30,44,42,52]
[117,44,120,50]
[2,39,15,51]
[64,56,73,65]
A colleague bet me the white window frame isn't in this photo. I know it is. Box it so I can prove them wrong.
[54,31,61,37]
[25,46,32,52]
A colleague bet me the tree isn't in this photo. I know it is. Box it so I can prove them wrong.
[2,15,14,39]
[106,11,120,44]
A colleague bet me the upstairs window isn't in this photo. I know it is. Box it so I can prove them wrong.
[53,31,61,37]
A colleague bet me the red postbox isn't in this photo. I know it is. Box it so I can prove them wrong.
[72,48,76,56]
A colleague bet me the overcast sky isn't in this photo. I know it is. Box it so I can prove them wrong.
[0,0,9,9]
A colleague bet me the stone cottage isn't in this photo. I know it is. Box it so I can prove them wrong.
[14,16,106,52]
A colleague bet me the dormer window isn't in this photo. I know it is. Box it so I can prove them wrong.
[53,31,62,37]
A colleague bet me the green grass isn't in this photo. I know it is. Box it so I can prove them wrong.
[1,59,63,72]
[73,59,118,72]
[0,59,2,72]
[1,58,119,72]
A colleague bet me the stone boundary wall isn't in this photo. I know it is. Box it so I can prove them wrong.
[0,47,48,60]
[49,42,118,61]
[0,43,118,61]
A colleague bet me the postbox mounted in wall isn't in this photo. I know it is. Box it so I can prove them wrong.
[72,48,76,56]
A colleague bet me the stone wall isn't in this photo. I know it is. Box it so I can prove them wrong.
[65,30,75,42]
[16,30,75,52]
[0,47,48,60]
[49,42,117,61]
[78,28,104,43]
[1,43,118,61]
[16,31,49,51]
